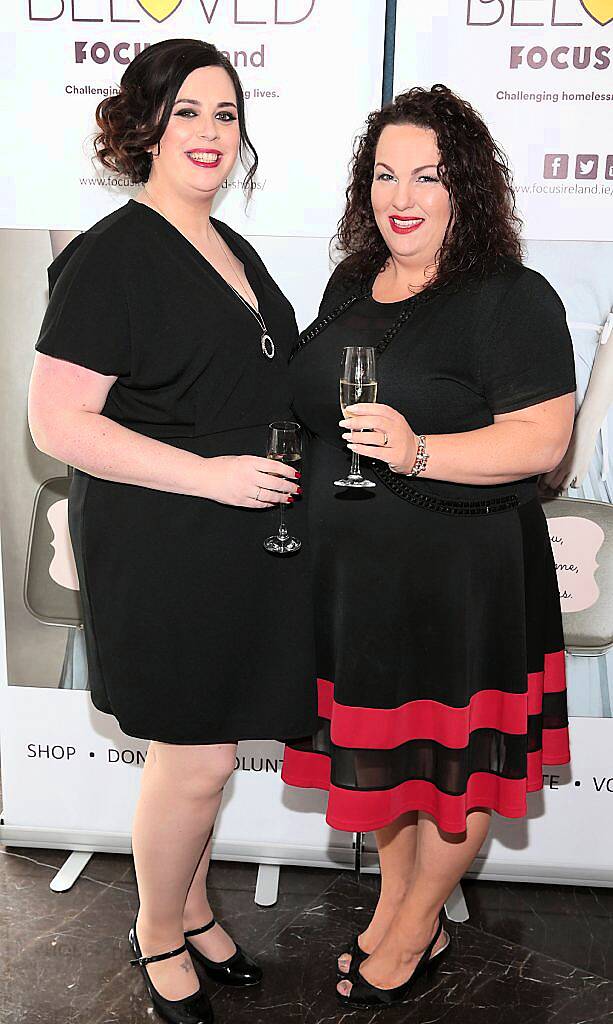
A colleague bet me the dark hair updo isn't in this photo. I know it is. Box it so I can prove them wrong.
[336,84,523,291]
[94,38,257,194]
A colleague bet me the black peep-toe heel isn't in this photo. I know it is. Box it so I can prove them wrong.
[337,933,369,979]
[336,910,451,1008]
[184,918,262,987]
[128,915,214,1024]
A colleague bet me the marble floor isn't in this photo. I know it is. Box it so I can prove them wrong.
[1,845,613,1024]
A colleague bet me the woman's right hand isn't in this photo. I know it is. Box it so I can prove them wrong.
[200,455,301,508]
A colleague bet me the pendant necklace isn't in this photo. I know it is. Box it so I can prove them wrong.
[140,187,275,360]
[211,227,275,360]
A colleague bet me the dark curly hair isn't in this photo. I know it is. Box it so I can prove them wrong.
[335,84,523,291]
[94,39,257,194]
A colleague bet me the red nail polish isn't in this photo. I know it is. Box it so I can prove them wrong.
[295,472,301,478]
[297,487,303,495]
[288,497,294,503]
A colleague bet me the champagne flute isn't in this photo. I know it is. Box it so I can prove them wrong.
[263,421,302,554]
[334,346,377,488]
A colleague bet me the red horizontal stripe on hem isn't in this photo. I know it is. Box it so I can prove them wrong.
[527,748,542,789]
[524,736,570,789]
[282,749,537,834]
[325,777,528,834]
[527,651,567,711]
[544,650,566,692]
[327,685,527,749]
[543,726,571,764]
[317,678,333,719]
[282,746,330,790]
[316,649,567,752]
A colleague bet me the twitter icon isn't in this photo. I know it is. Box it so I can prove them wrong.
[575,155,599,179]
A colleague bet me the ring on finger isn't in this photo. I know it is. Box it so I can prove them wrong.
[256,486,262,502]
[382,431,389,447]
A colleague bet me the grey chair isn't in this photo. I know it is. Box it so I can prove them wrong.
[542,495,613,656]
[23,474,88,689]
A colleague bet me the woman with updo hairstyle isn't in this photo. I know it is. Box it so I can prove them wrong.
[28,38,316,1024]
[281,84,576,1008]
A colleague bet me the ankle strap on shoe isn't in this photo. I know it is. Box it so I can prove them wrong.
[184,919,216,938]
[413,912,444,973]
[130,941,188,967]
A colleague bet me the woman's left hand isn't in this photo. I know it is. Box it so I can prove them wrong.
[340,403,419,474]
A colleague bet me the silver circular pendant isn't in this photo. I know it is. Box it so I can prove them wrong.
[261,333,275,359]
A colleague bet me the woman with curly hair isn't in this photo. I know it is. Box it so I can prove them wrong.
[28,38,315,1024]
[281,84,576,1007]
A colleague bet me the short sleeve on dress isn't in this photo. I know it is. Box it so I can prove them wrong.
[480,269,576,415]
[35,234,131,377]
[318,262,356,316]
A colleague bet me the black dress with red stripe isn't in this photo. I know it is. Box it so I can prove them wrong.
[281,260,576,834]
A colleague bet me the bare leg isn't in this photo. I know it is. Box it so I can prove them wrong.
[182,823,237,962]
[131,740,237,1000]
[338,811,418,974]
[338,809,491,996]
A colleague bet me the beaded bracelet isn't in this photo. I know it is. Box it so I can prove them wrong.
[408,434,429,477]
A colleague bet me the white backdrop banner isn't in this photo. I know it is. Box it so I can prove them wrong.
[0,228,338,868]
[0,3,386,874]
[3,684,613,886]
[393,0,613,240]
[0,686,356,865]
[392,2,613,883]
[2,0,612,889]
[1,0,386,233]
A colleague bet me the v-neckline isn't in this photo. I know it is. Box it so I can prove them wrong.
[128,198,263,315]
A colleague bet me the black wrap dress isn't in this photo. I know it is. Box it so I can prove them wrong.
[281,261,576,834]
[35,199,317,744]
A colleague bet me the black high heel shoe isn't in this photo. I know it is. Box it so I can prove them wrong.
[336,910,451,1008]
[128,915,214,1024]
[337,933,369,980]
[184,919,262,987]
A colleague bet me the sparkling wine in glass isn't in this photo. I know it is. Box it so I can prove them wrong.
[334,346,377,488]
[263,421,302,555]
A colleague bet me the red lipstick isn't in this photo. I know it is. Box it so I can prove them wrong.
[389,215,424,235]
[186,148,223,169]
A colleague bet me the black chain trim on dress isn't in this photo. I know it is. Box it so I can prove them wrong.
[289,294,361,362]
[290,282,519,516]
[289,287,432,363]
[370,463,520,516]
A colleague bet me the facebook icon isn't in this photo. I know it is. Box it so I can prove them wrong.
[544,154,569,179]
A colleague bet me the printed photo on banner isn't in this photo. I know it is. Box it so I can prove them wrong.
[525,240,613,717]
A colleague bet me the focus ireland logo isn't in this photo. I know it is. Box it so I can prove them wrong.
[465,0,612,72]
[135,0,183,21]
[28,1,316,25]
[579,1,613,26]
